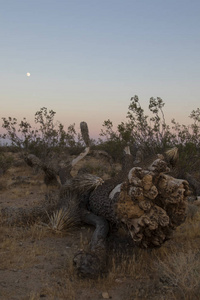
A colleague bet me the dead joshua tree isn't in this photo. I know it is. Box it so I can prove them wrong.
[1,122,190,278]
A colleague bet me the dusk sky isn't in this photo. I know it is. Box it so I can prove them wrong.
[1,0,200,138]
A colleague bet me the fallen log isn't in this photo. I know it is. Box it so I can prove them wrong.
[1,124,190,279]
[88,158,189,250]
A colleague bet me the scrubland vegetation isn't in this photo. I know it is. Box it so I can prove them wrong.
[1,96,200,171]
[0,96,200,299]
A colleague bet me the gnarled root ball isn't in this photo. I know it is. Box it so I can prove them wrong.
[74,159,189,278]
[115,159,189,248]
[89,159,189,249]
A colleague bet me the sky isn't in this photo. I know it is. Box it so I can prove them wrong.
[1,0,200,139]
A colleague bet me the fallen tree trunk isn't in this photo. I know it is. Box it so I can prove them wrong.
[1,123,190,279]
[73,157,189,277]
[88,158,189,249]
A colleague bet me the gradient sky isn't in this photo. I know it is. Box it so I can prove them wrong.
[1,0,200,138]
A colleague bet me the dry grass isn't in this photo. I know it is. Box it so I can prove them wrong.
[0,177,7,190]
[154,248,200,299]
[174,210,200,244]
[1,208,200,300]
[1,152,200,299]
[29,292,40,300]
[0,227,47,270]
[46,208,75,232]
[46,202,80,233]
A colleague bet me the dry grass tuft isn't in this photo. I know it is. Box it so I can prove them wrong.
[165,147,179,162]
[105,248,152,284]
[155,249,200,299]
[46,206,79,232]
[29,292,40,300]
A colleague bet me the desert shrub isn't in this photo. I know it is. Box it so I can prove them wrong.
[94,140,125,162]
[98,96,173,159]
[0,107,84,160]
[1,98,200,165]
[0,153,14,173]
[99,96,200,165]
[177,143,200,175]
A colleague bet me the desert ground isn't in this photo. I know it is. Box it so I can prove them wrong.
[1,152,200,300]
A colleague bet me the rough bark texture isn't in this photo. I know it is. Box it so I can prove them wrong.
[89,158,189,249]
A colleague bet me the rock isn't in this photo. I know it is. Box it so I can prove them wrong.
[115,278,124,283]
[102,292,110,299]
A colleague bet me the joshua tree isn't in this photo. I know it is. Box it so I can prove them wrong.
[1,122,189,278]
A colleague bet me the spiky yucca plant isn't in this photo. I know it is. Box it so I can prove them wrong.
[62,173,104,196]
[46,201,80,232]
[165,147,179,166]
[72,173,104,193]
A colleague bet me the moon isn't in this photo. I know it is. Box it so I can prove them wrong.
[26,72,31,77]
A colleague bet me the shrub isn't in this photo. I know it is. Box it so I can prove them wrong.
[99,95,200,165]
[0,153,14,173]
[0,108,84,160]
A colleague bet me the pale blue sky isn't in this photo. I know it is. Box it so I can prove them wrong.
[1,0,200,138]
